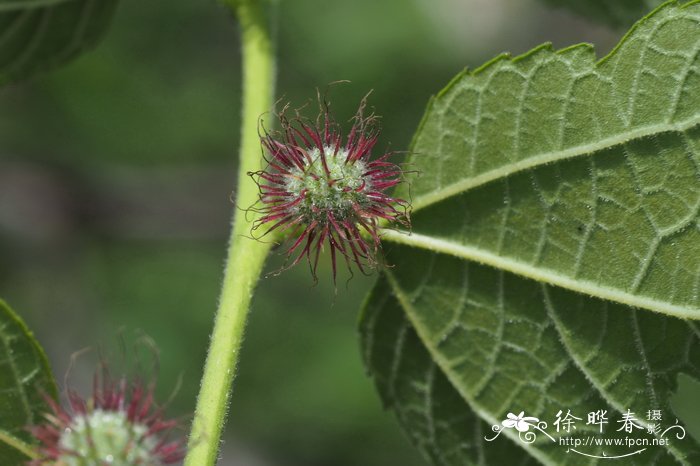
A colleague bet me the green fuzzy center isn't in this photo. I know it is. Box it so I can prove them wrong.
[285,147,367,222]
[58,410,159,466]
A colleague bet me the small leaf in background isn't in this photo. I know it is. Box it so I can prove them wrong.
[542,0,665,27]
[0,0,119,86]
[0,300,56,464]
[362,1,700,464]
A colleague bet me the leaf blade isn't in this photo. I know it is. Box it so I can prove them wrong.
[0,300,56,463]
[362,250,700,465]
[391,0,700,318]
[363,2,700,465]
[381,227,699,320]
[0,0,118,85]
[405,2,700,210]
[360,275,541,466]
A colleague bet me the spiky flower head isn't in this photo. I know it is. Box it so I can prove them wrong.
[29,370,183,466]
[251,96,410,280]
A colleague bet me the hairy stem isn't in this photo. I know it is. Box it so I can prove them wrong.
[184,1,276,465]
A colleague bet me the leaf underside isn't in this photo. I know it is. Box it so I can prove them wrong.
[0,300,56,464]
[362,1,700,465]
[0,0,118,86]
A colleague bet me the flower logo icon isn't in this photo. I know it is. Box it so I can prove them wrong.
[502,412,540,432]
[486,411,554,443]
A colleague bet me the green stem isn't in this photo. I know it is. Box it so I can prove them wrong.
[184,1,276,465]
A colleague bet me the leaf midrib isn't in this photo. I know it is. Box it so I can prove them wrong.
[0,0,78,12]
[409,116,700,214]
[380,229,700,319]
[384,269,690,466]
[541,286,691,465]
[381,268,558,466]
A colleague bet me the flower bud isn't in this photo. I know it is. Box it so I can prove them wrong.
[29,371,183,465]
[252,96,410,281]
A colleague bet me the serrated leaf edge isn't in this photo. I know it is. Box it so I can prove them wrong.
[406,0,700,214]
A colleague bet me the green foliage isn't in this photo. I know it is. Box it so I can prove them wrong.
[362,1,700,464]
[0,0,118,85]
[0,300,56,463]
[395,0,700,320]
[0,0,465,462]
[543,0,665,27]
[672,374,700,439]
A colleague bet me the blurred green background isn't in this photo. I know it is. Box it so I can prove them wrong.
[4,1,696,465]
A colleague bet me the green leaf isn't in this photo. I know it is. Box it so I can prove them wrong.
[362,1,700,464]
[0,0,118,85]
[542,0,665,27]
[0,299,57,463]
[362,255,700,465]
[393,0,700,321]
[360,275,540,466]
